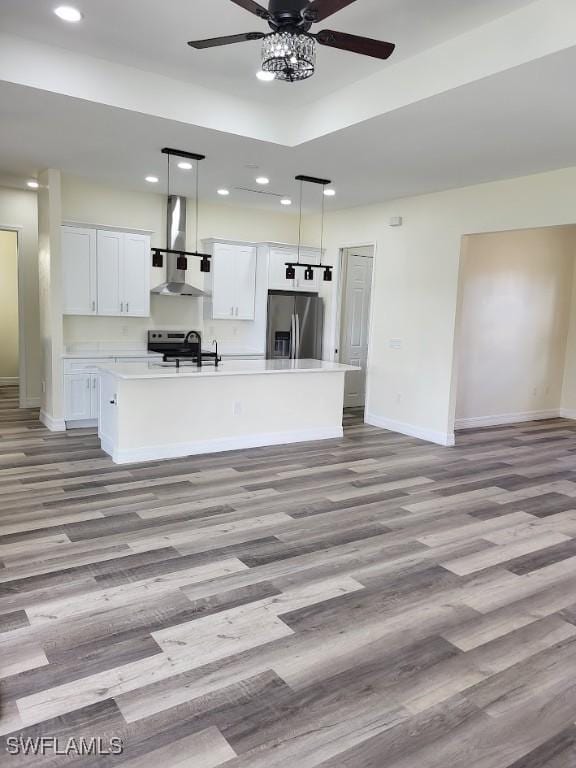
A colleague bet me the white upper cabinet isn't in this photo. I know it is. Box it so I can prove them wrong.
[267,246,322,292]
[121,233,151,317]
[62,227,97,315]
[268,247,296,292]
[62,227,150,317]
[97,231,123,315]
[210,242,257,320]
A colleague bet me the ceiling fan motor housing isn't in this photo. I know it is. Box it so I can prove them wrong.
[268,0,314,31]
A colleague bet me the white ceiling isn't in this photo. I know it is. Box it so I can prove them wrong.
[1,0,576,211]
[0,0,535,106]
[2,42,576,212]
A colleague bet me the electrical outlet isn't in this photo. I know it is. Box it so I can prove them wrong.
[233,401,242,416]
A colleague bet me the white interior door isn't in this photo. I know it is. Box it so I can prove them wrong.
[122,233,150,316]
[61,227,97,315]
[235,246,257,320]
[340,252,373,408]
[97,231,122,315]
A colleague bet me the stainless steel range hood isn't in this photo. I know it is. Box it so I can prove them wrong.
[151,195,206,297]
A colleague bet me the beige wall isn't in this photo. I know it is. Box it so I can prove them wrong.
[309,166,576,445]
[0,187,40,405]
[455,227,576,425]
[61,176,300,345]
[0,230,19,381]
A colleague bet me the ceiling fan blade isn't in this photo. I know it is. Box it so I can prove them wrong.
[315,30,395,59]
[188,32,266,49]
[229,0,270,19]
[304,0,358,23]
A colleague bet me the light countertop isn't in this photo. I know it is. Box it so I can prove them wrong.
[62,348,161,360]
[62,346,264,359]
[98,359,359,380]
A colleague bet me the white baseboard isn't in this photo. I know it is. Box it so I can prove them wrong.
[365,413,455,447]
[0,377,18,385]
[560,408,576,421]
[39,410,66,432]
[101,426,344,465]
[66,419,98,429]
[20,397,41,408]
[455,409,561,430]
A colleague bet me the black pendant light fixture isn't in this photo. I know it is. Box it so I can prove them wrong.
[286,173,334,282]
[151,147,212,272]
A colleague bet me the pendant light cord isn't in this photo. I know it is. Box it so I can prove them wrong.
[167,152,171,200]
[297,178,303,264]
[320,183,326,263]
[195,159,200,254]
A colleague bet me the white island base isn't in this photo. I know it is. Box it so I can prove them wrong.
[98,359,359,464]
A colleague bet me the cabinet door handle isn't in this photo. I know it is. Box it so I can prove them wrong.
[235,307,239,317]
[92,378,97,389]
[92,300,96,312]
[120,302,124,313]
[86,378,90,389]
[126,302,129,313]
[231,306,234,316]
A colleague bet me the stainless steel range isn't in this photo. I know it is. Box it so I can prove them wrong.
[147,330,221,368]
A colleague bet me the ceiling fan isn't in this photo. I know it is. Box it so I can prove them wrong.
[188,0,396,83]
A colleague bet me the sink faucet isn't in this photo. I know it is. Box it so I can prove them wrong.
[184,330,202,367]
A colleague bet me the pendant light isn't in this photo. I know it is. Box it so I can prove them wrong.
[286,174,334,282]
[150,148,212,272]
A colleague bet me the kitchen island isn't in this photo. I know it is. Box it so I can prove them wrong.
[97,359,359,464]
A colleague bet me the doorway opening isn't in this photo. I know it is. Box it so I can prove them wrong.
[0,230,19,402]
[453,225,576,438]
[338,246,374,422]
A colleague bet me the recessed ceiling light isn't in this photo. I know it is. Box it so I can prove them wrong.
[256,70,275,82]
[280,198,292,206]
[26,180,39,189]
[324,188,336,197]
[217,189,230,196]
[54,6,83,22]
[177,161,193,170]
[256,176,270,185]
[145,176,159,183]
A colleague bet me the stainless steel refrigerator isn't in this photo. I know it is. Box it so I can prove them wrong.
[267,291,324,360]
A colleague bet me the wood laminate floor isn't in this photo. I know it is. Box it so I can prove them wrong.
[2,385,576,766]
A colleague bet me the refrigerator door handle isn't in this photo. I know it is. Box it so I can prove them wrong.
[290,314,296,359]
[295,313,301,360]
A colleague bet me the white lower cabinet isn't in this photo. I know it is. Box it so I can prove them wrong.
[65,374,100,422]
[63,355,161,426]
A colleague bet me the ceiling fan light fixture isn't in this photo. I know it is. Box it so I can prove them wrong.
[261,32,316,83]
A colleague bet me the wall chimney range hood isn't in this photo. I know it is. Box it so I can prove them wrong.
[151,148,211,298]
